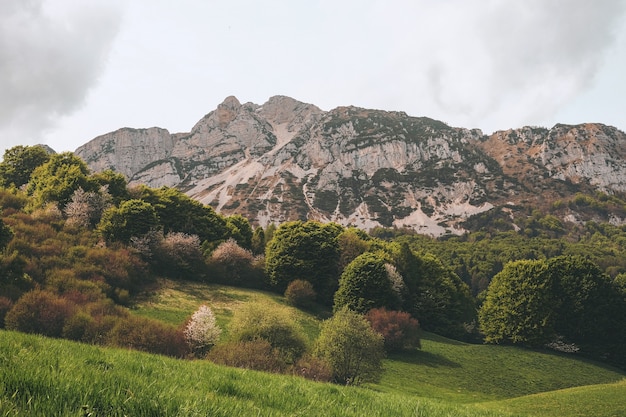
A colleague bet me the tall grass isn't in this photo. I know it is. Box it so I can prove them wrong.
[0,330,515,417]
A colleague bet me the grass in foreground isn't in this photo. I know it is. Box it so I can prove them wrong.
[0,330,517,417]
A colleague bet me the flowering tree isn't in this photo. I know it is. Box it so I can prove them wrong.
[184,305,221,356]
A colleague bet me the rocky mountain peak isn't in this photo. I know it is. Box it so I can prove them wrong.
[75,96,626,236]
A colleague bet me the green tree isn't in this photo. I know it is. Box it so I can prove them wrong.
[91,170,129,204]
[250,226,265,255]
[0,216,13,250]
[0,145,50,188]
[137,186,227,244]
[225,214,253,249]
[265,221,343,303]
[314,307,384,385]
[27,152,93,208]
[98,199,159,244]
[479,259,555,346]
[333,252,396,314]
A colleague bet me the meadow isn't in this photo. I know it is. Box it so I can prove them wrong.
[1,279,624,416]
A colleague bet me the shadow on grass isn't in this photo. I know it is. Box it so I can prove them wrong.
[390,349,462,369]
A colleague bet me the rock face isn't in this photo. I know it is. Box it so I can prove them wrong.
[75,96,626,235]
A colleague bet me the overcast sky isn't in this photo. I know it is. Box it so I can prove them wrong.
[1,0,626,157]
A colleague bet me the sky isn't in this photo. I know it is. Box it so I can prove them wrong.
[1,0,626,157]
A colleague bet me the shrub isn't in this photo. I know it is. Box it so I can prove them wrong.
[207,339,286,373]
[156,232,205,279]
[365,308,421,352]
[4,290,76,337]
[228,302,308,364]
[209,238,262,287]
[62,311,95,341]
[109,315,188,357]
[290,354,333,382]
[0,296,13,328]
[314,307,384,385]
[184,305,221,357]
[285,279,316,308]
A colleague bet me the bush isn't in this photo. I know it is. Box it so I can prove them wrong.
[207,339,286,373]
[62,311,95,341]
[285,280,316,308]
[228,303,308,364]
[314,307,385,385]
[109,315,188,357]
[4,290,76,337]
[365,308,421,352]
[290,354,333,382]
[209,239,263,287]
[184,305,221,357]
[156,232,205,279]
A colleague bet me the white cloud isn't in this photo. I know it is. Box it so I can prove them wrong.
[0,0,122,151]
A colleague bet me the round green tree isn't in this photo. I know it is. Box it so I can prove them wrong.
[98,199,159,244]
[0,145,50,188]
[333,252,396,314]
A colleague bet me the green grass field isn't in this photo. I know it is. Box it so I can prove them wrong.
[1,279,624,416]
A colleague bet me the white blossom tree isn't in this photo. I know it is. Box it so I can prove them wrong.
[184,305,221,356]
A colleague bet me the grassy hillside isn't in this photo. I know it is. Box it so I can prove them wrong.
[0,330,513,417]
[131,280,626,405]
[2,279,623,416]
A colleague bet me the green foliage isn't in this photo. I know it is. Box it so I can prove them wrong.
[27,152,93,208]
[250,226,265,254]
[479,260,555,346]
[0,145,50,188]
[0,215,13,250]
[136,186,227,244]
[314,307,385,385]
[228,302,308,364]
[90,169,130,203]
[480,256,626,363]
[265,221,343,302]
[98,199,159,244]
[334,252,396,313]
[225,214,253,248]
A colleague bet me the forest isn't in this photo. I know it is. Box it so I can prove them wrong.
[0,145,625,383]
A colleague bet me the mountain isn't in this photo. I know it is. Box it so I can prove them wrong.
[75,96,626,236]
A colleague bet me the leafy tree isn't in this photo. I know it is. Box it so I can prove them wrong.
[479,260,555,346]
[91,170,129,204]
[251,226,265,255]
[337,228,371,272]
[480,256,626,358]
[0,145,50,188]
[98,199,159,244]
[184,305,221,356]
[265,221,343,302]
[64,187,112,228]
[137,186,227,244]
[314,307,384,385]
[333,252,397,314]
[225,214,253,249]
[209,238,261,287]
[27,152,93,208]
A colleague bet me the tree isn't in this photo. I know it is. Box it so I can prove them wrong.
[64,186,112,228]
[251,226,265,255]
[0,145,50,188]
[137,186,227,243]
[209,238,260,287]
[314,307,384,385]
[285,279,317,308]
[225,214,253,249]
[27,152,94,209]
[184,305,221,357]
[0,216,13,250]
[91,170,129,204]
[333,252,397,314]
[98,199,159,244]
[479,260,555,346]
[265,221,343,303]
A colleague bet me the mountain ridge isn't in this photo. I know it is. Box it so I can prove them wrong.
[75,96,626,236]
